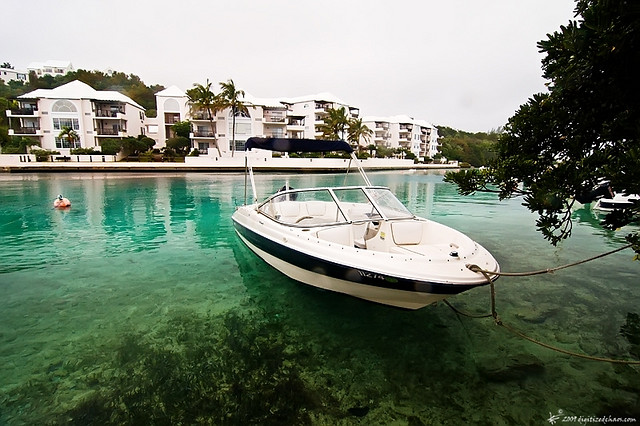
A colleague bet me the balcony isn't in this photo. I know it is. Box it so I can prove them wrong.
[9,127,42,136]
[191,131,216,138]
[95,110,124,118]
[314,103,332,113]
[265,131,285,138]
[190,112,211,121]
[96,128,126,137]
[6,108,39,117]
[263,117,287,124]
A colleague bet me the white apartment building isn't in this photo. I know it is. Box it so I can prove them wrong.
[145,85,190,149]
[148,88,360,156]
[7,80,146,153]
[0,67,28,84]
[281,93,359,140]
[362,115,439,160]
[26,60,74,78]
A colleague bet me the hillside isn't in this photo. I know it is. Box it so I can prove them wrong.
[436,125,501,167]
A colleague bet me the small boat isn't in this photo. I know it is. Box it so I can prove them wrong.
[593,193,639,211]
[232,138,500,309]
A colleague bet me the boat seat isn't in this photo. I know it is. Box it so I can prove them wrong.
[274,201,302,222]
[316,226,352,246]
[391,221,424,245]
[306,201,327,216]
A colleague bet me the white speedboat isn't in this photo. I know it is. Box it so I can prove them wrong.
[232,138,500,309]
[593,193,639,211]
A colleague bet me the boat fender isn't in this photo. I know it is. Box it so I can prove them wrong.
[53,194,71,208]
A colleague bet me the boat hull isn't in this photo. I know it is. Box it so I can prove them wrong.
[232,213,493,309]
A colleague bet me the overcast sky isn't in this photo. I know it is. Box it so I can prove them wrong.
[4,0,577,132]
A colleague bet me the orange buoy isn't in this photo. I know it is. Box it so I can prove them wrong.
[53,195,71,208]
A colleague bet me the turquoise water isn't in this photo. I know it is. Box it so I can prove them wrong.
[0,171,638,425]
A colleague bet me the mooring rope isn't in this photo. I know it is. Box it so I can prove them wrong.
[446,243,640,365]
[466,243,634,277]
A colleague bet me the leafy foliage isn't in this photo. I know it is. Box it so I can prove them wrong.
[437,126,500,167]
[0,135,40,153]
[347,117,373,147]
[445,0,640,253]
[166,136,191,155]
[30,148,60,161]
[70,147,100,155]
[99,138,123,155]
[99,136,155,156]
[186,79,223,156]
[171,120,191,139]
[218,79,249,156]
[318,107,350,140]
[318,107,373,153]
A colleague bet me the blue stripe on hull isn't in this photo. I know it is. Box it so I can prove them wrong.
[233,220,485,296]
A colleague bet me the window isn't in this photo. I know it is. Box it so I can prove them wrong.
[55,136,81,149]
[52,100,77,113]
[232,123,252,135]
[52,118,80,131]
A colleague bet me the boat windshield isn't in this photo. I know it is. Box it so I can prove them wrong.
[365,187,414,219]
[258,186,413,226]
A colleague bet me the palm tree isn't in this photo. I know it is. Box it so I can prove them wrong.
[218,79,249,157]
[186,79,222,156]
[347,118,373,149]
[58,126,79,148]
[318,107,349,140]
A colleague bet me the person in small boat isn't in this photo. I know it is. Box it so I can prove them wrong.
[53,194,71,208]
[278,185,297,201]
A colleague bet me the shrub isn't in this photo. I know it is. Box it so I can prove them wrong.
[166,136,190,155]
[100,139,123,155]
[70,147,100,155]
[162,147,177,162]
[138,151,154,162]
[30,149,60,162]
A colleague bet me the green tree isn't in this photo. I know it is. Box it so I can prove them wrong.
[218,79,249,157]
[437,125,500,166]
[58,126,80,148]
[318,107,349,140]
[445,0,640,254]
[187,79,222,157]
[166,136,191,155]
[119,135,155,157]
[1,136,40,154]
[100,138,122,155]
[172,120,192,139]
[347,117,373,148]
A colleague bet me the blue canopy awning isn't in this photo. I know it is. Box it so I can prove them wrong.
[244,137,354,154]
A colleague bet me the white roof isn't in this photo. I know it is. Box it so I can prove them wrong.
[155,85,185,97]
[26,60,73,70]
[244,93,287,109]
[281,92,349,106]
[362,114,435,128]
[19,80,144,109]
[150,87,352,110]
